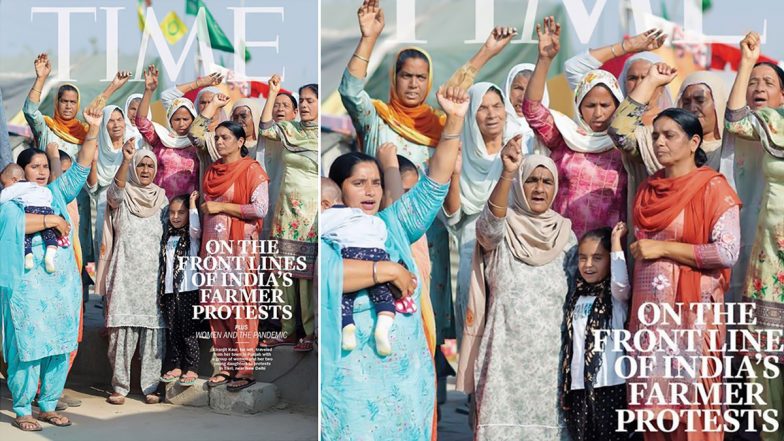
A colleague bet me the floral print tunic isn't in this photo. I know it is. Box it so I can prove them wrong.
[523,99,627,238]
[135,115,200,200]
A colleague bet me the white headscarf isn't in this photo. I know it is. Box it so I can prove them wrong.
[460,83,522,216]
[123,93,151,151]
[550,69,624,153]
[504,63,549,155]
[195,86,227,122]
[152,97,197,149]
[619,52,675,111]
[96,105,128,187]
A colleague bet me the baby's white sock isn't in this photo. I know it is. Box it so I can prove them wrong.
[342,324,357,351]
[375,314,395,356]
[24,253,33,270]
[44,246,57,273]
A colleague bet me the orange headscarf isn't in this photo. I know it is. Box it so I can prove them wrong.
[43,84,88,145]
[372,47,446,147]
[202,156,268,248]
[633,167,740,307]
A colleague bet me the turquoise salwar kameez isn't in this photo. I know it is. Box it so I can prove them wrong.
[0,163,88,417]
[321,175,448,440]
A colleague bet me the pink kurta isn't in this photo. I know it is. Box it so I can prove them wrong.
[628,178,739,439]
[136,115,200,199]
[523,99,627,238]
[201,180,268,377]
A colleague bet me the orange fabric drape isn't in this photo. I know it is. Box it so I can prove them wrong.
[372,47,446,147]
[633,167,741,307]
[43,84,88,145]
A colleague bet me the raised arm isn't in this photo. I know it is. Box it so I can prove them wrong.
[429,87,470,184]
[444,27,517,90]
[77,106,103,169]
[487,135,522,220]
[111,138,136,190]
[564,30,665,91]
[443,143,462,216]
[93,71,132,108]
[348,0,385,80]
[261,74,282,125]
[526,17,561,103]
[45,142,63,180]
[27,53,51,105]
[728,32,760,111]
[377,143,404,206]
[138,65,158,130]
[609,63,677,154]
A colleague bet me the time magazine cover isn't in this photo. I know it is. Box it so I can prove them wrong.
[319,1,784,440]
[0,1,318,440]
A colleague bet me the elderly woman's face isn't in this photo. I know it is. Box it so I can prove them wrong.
[341,161,382,215]
[523,166,555,215]
[127,98,141,126]
[232,106,255,139]
[136,157,156,186]
[509,72,530,117]
[107,109,126,143]
[652,116,698,167]
[624,60,652,95]
[680,84,716,137]
[475,90,506,140]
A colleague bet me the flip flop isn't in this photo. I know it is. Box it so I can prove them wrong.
[36,412,72,427]
[12,416,42,432]
[206,373,232,388]
[226,377,256,392]
[179,373,198,387]
[160,370,181,383]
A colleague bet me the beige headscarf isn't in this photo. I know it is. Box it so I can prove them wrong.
[232,98,263,148]
[456,155,572,394]
[504,155,573,266]
[124,150,168,217]
[677,71,728,151]
[94,150,167,296]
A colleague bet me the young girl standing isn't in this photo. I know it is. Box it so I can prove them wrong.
[159,191,202,386]
[562,223,631,441]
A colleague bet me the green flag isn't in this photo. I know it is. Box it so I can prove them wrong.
[185,0,250,61]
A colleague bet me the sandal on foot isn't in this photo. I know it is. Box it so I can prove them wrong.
[160,369,182,383]
[206,372,232,388]
[293,335,317,352]
[37,412,72,427]
[179,372,199,387]
[13,416,42,432]
[260,335,297,348]
[106,393,125,405]
[226,377,256,392]
[145,394,160,404]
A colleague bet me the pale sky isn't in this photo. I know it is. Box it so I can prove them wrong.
[0,0,318,88]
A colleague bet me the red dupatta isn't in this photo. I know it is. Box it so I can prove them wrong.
[633,166,741,307]
[202,156,268,253]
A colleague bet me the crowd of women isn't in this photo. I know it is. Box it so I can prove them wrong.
[321,1,784,440]
[0,52,318,431]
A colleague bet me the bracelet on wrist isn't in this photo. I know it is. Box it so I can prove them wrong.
[352,53,370,63]
[372,261,379,285]
[441,132,461,141]
[620,39,629,54]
